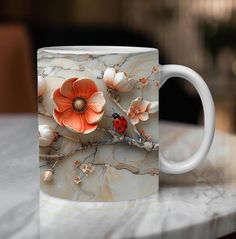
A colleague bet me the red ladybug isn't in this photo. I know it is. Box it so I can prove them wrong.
[112,112,128,134]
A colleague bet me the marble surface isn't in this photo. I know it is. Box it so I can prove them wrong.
[38,47,160,201]
[1,114,236,238]
[0,115,39,239]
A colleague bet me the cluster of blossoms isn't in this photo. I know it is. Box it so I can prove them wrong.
[80,163,95,175]
[39,65,159,184]
[39,66,159,134]
[73,161,95,185]
[103,67,159,125]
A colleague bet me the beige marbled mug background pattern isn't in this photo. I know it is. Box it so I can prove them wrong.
[38,48,159,201]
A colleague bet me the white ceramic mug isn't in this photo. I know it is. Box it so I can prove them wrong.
[38,46,215,201]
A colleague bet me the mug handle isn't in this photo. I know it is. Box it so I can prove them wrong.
[159,65,215,174]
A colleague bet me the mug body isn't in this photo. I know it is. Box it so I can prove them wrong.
[38,46,159,201]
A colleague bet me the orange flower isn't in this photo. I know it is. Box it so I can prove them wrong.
[52,77,105,134]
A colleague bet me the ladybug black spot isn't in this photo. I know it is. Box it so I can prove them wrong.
[112,113,120,119]
[118,127,121,130]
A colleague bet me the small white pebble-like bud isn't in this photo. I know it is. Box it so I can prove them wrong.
[143,141,153,151]
[38,125,56,147]
[43,170,53,182]
[38,76,46,96]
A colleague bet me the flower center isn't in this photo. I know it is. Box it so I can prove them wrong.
[72,97,86,112]
[132,107,140,116]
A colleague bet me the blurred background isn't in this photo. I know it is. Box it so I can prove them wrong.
[0,0,235,133]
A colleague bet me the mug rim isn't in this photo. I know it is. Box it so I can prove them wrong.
[38,45,158,55]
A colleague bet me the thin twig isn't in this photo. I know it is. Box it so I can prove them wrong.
[110,97,127,113]
[38,110,52,117]
[92,146,98,164]
[80,149,98,165]
[106,89,127,113]
[39,139,118,159]
[39,164,47,168]
[38,104,157,151]
[40,127,159,160]
[60,134,79,142]
[51,160,59,169]
[133,125,142,140]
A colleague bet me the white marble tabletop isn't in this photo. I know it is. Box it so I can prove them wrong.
[0,114,236,239]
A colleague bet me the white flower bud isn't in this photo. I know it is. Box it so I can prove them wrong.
[43,170,53,182]
[38,76,46,96]
[38,125,55,147]
[103,68,116,89]
[114,72,134,92]
[143,142,153,151]
[147,101,159,113]
[103,68,134,92]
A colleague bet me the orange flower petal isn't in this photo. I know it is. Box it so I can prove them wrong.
[85,108,104,124]
[138,100,149,112]
[63,112,84,133]
[87,92,105,112]
[53,109,73,126]
[130,117,139,125]
[63,113,97,134]
[146,101,159,113]
[73,78,98,99]
[82,115,98,134]
[139,112,149,121]
[129,97,149,113]
[60,78,77,98]
[53,89,72,112]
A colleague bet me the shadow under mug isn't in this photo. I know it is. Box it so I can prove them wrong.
[38,46,215,202]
